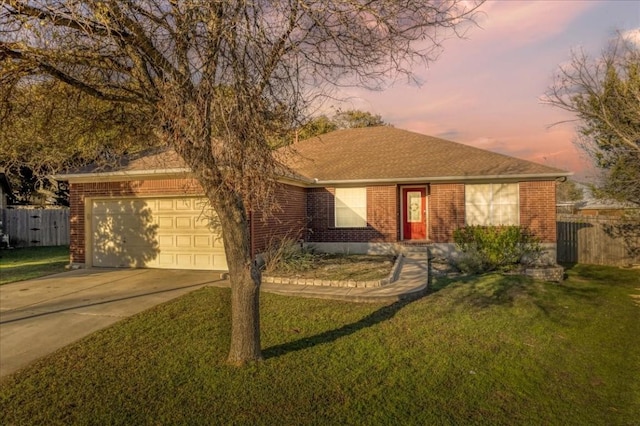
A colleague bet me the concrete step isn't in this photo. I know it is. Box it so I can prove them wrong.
[398,244,431,260]
[404,251,429,258]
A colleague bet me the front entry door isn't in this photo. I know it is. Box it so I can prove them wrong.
[402,187,427,240]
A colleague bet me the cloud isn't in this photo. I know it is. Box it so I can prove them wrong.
[325,0,625,181]
[621,28,640,46]
[473,1,598,48]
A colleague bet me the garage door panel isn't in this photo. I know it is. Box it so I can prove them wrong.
[92,197,227,270]
[193,254,213,268]
[158,253,175,267]
[158,235,174,247]
[175,217,192,228]
[175,254,194,267]
[176,199,191,210]
[157,216,174,228]
[157,199,174,211]
[175,235,191,247]
[194,235,211,247]
[194,216,214,230]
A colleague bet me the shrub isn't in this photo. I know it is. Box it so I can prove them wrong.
[261,237,317,274]
[453,225,542,274]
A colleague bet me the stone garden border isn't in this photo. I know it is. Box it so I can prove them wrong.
[263,254,404,288]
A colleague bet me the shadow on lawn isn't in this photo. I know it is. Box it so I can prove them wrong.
[263,292,428,359]
[440,270,609,326]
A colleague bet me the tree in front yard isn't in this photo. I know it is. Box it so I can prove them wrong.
[1,0,484,364]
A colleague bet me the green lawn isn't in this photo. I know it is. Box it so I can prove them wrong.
[1,264,638,425]
[0,246,69,285]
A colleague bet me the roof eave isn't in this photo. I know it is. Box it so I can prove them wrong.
[310,172,572,186]
[52,167,570,186]
[53,168,315,186]
[52,168,192,183]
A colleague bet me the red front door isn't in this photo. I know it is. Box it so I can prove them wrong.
[402,187,427,240]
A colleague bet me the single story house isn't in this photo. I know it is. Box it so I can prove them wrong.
[56,127,569,270]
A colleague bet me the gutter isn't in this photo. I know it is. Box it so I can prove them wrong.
[52,168,316,186]
[53,168,571,186]
[52,168,191,182]
[309,172,573,185]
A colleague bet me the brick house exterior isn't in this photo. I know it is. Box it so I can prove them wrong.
[58,127,568,269]
[250,183,307,254]
[306,186,398,244]
[428,183,465,243]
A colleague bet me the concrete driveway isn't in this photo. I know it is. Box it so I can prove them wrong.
[0,268,227,378]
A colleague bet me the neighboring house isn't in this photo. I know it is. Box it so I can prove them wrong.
[574,199,639,217]
[55,127,569,270]
[557,182,639,217]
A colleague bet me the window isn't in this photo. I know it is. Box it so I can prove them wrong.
[465,183,519,226]
[335,188,367,228]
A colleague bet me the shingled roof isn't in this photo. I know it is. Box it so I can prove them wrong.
[58,126,569,183]
[70,148,188,174]
[279,127,568,183]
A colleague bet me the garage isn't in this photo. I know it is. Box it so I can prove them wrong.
[90,196,227,270]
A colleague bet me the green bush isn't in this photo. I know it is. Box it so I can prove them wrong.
[453,225,542,274]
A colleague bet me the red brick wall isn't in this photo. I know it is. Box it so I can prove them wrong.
[519,180,557,243]
[69,179,306,264]
[429,183,465,243]
[69,179,204,264]
[70,178,557,264]
[251,184,307,254]
[306,186,398,243]
[427,181,557,244]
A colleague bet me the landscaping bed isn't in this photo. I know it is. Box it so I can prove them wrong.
[266,253,396,282]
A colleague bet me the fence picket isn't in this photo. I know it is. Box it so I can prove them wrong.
[556,214,640,266]
[1,208,70,247]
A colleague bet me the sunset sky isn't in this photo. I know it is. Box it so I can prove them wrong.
[337,0,640,181]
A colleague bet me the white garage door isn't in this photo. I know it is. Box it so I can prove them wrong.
[91,197,227,270]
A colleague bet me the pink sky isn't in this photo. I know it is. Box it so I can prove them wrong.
[336,1,640,181]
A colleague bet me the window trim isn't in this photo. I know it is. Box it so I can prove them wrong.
[334,187,367,228]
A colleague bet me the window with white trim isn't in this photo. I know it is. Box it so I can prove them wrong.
[335,187,367,228]
[465,183,519,226]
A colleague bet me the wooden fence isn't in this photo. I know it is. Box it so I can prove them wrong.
[557,214,640,266]
[1,208,70,247]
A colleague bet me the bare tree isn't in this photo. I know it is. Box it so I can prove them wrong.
[544,32,640,205]
[0,0,483,364]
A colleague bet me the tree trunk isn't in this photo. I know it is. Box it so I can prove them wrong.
[208,185,263,364]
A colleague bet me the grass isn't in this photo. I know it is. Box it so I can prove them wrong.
[1,264,639,425]
[269,253,396,281]
[0,246,69,285]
